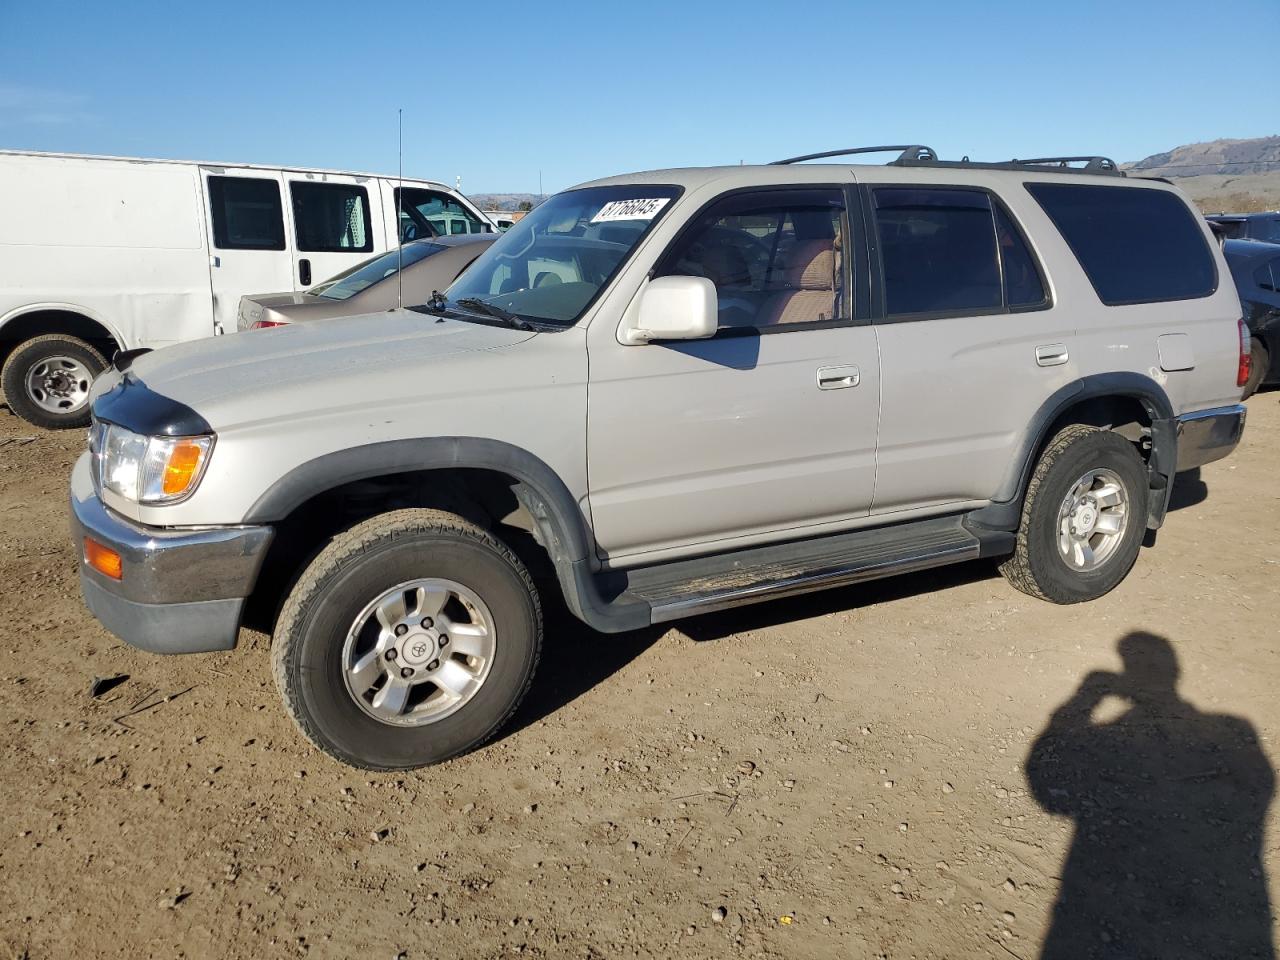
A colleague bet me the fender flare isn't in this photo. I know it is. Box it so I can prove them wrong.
[243,436,594,567]
[969,372,1178,532]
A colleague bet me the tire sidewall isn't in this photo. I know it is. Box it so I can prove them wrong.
[1,337,106,429]
[286,533,539,769]
[1026,431,1149,602]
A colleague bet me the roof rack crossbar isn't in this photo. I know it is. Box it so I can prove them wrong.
[771,145,937,165]
[1011,156,1119,172]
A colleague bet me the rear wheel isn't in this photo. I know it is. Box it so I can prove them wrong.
[1000,425,1148,604]
[1,334,107,429]
[272,508,542,770]
[1243,339,1269,399]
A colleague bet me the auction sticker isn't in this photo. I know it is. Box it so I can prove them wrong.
[590,198,671,223]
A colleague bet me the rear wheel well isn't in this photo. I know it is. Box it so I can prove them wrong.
[243,468,556,634]
[0,310,121,367]
[1044,395,1154,450]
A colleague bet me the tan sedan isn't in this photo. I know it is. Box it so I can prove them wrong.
[236,234,496,330]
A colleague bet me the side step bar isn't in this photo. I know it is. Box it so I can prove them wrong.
[602,514,1013,625]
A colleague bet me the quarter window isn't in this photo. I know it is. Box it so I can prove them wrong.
[995,205,1047,307]
[659,189,848,331]
[290,182,373,253]
[1027,182,1215,306]
[1257,259,1280,292]
[207,176,285,251]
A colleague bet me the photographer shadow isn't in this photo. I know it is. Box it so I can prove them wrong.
[1027,631,1275,959]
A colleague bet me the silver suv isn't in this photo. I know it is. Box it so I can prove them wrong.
[70,146,1249,770]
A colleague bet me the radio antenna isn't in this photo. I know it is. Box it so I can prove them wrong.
[397,107,404,311]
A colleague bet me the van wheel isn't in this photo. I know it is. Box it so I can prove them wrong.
[1243,339,1268,398]
[1,334,107,429]
[1000,424,1148,604]
[272,508,542,770]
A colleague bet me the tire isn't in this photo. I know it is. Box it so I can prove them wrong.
[1243,339,1268,399]
[1000,424,1148,604]
[1,334,107,429]
[272,508,542,770]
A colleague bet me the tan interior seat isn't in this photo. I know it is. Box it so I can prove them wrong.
[758,239,838,326]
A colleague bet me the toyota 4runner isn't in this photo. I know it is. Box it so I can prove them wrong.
[70,146,1249,770]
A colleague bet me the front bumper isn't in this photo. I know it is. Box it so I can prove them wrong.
[1175,404,1247,473]
[69,454,273,654]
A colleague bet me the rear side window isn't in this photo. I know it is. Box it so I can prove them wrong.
[290,182,373,253]
[1257,218,1280,244]
[207,176,285,251]
[1027,183,1216,305]
[872,187,1045,317]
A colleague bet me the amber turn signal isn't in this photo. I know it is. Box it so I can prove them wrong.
[84,537,123,580]
[162,440,207,496]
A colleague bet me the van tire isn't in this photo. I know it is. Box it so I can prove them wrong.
[1243,339,1268,399]
[1000,424,1148,604]
[1,334,107,430]
[271,508,542,770]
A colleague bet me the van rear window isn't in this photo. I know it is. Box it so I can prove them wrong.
[1026,183,1216,306]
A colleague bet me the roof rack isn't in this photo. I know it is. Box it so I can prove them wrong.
[771,145,937,165]
[1011,156,1120,173]
[770,145,1125,177]
[893,154,1124,177]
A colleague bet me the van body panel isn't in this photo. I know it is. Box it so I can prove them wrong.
[0,150,492,354]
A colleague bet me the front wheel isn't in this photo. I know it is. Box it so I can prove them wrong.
[1000,425,1148,604]
[1,334,107,429]
[272,508,542,770]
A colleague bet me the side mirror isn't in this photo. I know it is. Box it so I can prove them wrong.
[621,276,718,344]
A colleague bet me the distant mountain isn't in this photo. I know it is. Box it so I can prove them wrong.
[471,193,545,212]
[1127,136,1280,178]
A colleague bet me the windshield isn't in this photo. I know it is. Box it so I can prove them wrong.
[310,242,447,301]
[443,185,681,326]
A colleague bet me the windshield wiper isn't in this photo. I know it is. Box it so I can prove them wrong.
[455,297,535,331]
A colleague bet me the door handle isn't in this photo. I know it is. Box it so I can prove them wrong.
[817,364,860,390]
[1035,344,1068,367]
[299,258,312,287]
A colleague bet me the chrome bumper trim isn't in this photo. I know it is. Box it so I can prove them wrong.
[1175,403,1247,473]
[69,453,273,606]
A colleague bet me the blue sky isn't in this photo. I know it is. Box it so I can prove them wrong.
[1,0,1275,195]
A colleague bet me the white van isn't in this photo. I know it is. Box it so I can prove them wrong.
[0,150,494,428]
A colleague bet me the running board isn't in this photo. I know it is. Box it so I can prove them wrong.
[609,515,1011,624]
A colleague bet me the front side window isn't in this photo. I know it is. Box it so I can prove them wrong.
[658,189,847,331]
[310,242,447,300]
[290,182,372,253]
[207,176,285,251]
[443,184,681,327]
[1027,182,1215,306]
[396,188,491,241]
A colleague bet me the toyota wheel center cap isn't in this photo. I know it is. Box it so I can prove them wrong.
[399,633,436,667]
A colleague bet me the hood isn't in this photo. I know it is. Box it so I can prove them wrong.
[114,310,537,428]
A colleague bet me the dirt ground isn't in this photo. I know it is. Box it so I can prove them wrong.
[1,395,1277,960]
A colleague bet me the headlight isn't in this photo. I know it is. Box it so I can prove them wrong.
[92,422,215,504]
